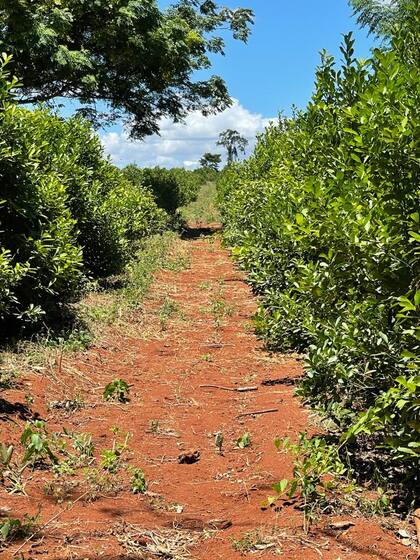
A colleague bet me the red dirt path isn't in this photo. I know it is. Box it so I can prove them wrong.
[1,229,417,559]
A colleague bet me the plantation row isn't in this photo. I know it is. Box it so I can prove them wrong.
[0,56,208,335]
[218,9,419,494]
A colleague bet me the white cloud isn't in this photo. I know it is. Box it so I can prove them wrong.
[101,99,275,168]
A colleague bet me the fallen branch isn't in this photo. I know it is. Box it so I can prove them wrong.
[200,384,258,393]
[236,408,279,419]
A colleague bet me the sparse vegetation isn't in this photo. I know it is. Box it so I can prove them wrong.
[181,182,221,225]
[103,379,131,403]
[236,432,252,449]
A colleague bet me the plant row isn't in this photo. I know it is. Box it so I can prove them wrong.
[0,56,201,336]
[218,10,419,500]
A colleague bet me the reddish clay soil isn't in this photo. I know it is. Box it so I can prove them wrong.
[1,228,418,560]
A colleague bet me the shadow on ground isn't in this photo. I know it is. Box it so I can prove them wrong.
[181,223,222,240]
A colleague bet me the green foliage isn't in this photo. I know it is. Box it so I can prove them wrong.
[349,0,416,36]
[236,432,251,449]
[20,420,58,465]
[0,0,253,138]
[123,165,200,217]
[270,435,348,531]
[0,55,84,327]
[217,129,248,164]
[200,152,222,171]
[218,11,419,494]
[0,515,36,544]
[0,55,165,334]
[130,467,147,494]
[103,379,131,403]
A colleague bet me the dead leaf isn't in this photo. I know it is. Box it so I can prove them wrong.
[397,529,410,539]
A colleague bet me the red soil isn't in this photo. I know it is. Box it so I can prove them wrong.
[1,229,417,559]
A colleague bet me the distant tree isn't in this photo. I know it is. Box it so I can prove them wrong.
[0,1,254,138]
[199,152,222,171]
[349,0,413,35]
[217,129,248,164]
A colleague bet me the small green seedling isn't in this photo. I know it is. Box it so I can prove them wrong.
[20,420,58,464]
[103,379,131,403]
[100,428,131,473]
[100,449,120,473]
[215,432,224,455]
[0,443,14,468]
[130,467,147,494]
[236,432,251,449]
[0,515,37,543]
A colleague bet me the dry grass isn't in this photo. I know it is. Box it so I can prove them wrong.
[116,523,202,559]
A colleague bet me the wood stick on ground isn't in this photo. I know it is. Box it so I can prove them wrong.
[236,408,279,418]
[199,384,258,392]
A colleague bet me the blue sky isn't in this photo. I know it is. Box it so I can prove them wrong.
[103,0,377,168]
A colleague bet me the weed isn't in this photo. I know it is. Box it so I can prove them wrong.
[180,182,220,224]
[0,355,18,389]
[236,432,251,449]
[149,419,161,434]
[201,353,213,362]
[215,432,224,455]
[44,479,80,504]
[42,329,92,353]
[0,515,37,545]
[100,428,131,473]
[20,420,58,465]
[103,378,131,403]
[83,468,123,502]
[0,443,14,469]
[268,434,348,532]
[163,251,191,272]
[130,467,147,494]
[24,394,34,407]
[209,287,233,329]
[158,297,180,330]
[53,429,95,473]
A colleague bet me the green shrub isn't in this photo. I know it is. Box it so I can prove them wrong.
[218,11,419,489]
[123,164,200,216]
[0,55,166,332]
[0,56,84,326]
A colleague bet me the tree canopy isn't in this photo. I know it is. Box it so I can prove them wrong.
[217,129,248,164]
[0,0,253,138]
[349,0,416,36]
[200,152,222,170]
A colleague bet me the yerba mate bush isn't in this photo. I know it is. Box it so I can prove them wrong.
[0,55,165,332]
[123,165,201,217]
[218,9,419,498]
